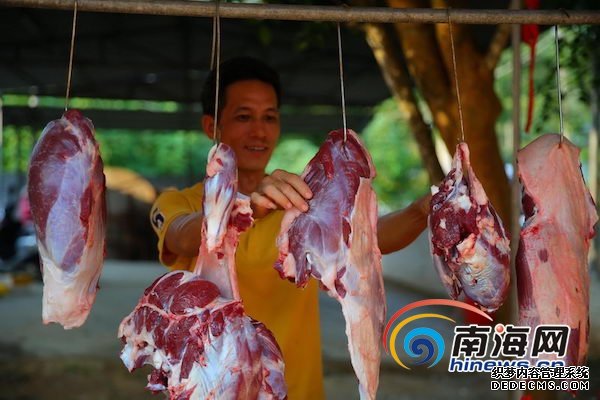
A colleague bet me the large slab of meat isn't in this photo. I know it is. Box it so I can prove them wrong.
[27,109,106,329]
[119,143,286,399]
[428,142,510,312]
[276,129,384,400]
[118,271,286,399]
[517,134,598,366]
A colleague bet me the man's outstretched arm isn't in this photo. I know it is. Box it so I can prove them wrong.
[164,211,203,258]
[377,193,431,255]
[252,169,432,255]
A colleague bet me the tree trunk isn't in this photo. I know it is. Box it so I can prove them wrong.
[362,22,444,183]
[386,0,511,224]
[361,0,514,326]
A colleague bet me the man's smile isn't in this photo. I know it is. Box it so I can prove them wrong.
[244,145,268,152]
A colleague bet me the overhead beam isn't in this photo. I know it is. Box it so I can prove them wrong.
[2,0,600,25]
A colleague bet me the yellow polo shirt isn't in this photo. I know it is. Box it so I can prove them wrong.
[150,183,324,399]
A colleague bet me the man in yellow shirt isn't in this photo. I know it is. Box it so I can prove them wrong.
[150,56,430,399]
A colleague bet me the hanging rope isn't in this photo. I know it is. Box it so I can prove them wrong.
[555,25,564,145]
[211,0,221,144]
[447,9,465,143]
[337,22,347,142]
[65,0,78,111]
[210,0,219,70]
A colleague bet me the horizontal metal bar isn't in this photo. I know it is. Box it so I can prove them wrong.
[1,0,600,25]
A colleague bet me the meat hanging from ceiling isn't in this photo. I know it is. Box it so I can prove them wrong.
[276,129,385,400]
[27,109,107,329]
[119,143,287,400]
[428,142,511,313]
[516,134,598,368]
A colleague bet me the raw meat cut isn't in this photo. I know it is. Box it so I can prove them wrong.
[119,143,286,399]
[194,143,246,300]
[27,109,106,329]
[118,271,286,400]
[517,134,598,367]
[428,142,510,312]
[275,129,384,400]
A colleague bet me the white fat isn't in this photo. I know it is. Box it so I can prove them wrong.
[439,218,446,230]
[459,248,487,273]
[306,252,314,266]
[456,194,472,211]
[119,343,135,370]
[152,349,165,369]
[41,193,105,329]
[204,185,235,251]
[282,254,297,280]
[431,185,439,195]
[456,234,476,259]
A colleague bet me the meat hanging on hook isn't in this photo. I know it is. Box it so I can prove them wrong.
[27,0,107,329]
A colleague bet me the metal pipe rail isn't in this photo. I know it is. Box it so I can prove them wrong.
[2,0,600,25]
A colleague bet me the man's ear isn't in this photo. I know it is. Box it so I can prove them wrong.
[201,115,215,139]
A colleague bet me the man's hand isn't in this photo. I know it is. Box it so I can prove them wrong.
[250,169,313,218]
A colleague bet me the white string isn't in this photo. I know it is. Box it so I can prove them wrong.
[337,22,347,142]
[65,0,78,111]
[448,9,465,143]
[210,1,217,70]
[555,25,564,145]
[211,0,221,144]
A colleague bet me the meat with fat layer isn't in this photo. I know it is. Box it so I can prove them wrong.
[428,142,510,312]
[119,143,286,399]
[517,134,598,367]
[118,271,286,399]
[276,129,384,400]
[27,109,106,329]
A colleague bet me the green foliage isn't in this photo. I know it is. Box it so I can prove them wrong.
[494,28,594,172]
[2,94,180,113]
[1,101,429,212]
[267,136,319,175]
[361,98,429,212]
[1,126,36,173]
[6,22,597,209]
[96,130,213,178]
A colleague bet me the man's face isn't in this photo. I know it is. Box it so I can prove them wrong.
[207,79,280,174]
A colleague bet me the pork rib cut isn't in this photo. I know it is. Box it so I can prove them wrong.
[517,134,598,367]
[119,143,286,399]
[428,142,510,312]
[27,109,106,329]
[276,129,384,400]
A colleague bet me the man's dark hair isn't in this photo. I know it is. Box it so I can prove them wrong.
[201,56,281,117]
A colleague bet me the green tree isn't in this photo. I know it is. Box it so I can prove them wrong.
[362,98,429,212]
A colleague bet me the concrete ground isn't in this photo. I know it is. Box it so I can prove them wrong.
[0,234,598,399]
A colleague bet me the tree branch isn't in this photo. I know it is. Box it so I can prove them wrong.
[485,24,512,71]
[362,22,444,183]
